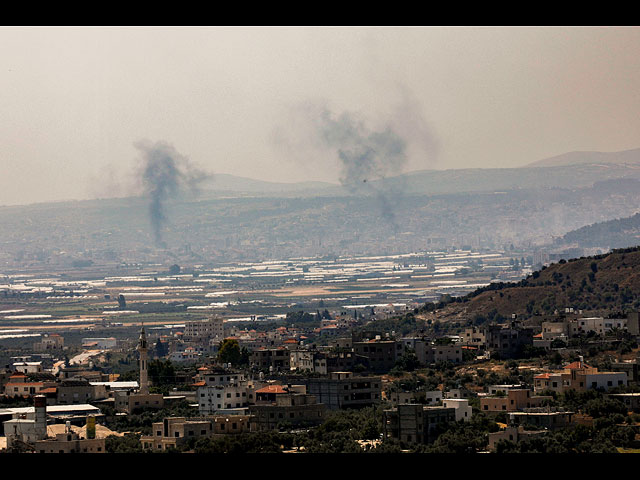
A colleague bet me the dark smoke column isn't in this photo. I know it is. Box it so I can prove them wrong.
[317,109,408,230]
[135,140,208,248]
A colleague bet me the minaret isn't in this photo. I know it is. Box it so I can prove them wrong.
[138,324,149,395]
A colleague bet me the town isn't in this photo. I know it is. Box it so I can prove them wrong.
[2,247,640,454]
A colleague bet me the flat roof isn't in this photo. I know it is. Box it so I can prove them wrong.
[0,404,101,416]
[90,381,138,388]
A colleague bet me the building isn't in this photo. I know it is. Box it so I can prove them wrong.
[195,366,254,415]
[140,414,254,451]
[442,398,472,422]
[34,419,106,454]
[460,326,487,347]
[424,343,463,364]
[0,403,103,436]
[3,373,56,398]
[487,426,547,451]
[484,323,534,359]
[353,339,402,373]
[33,334,64,352]
[55,378,108,406]
[184,317,225,341]
[480,389,552,413]
[382,404,456,444]
[533,360,628,394]
[249,385,325,431]
[114,326,164,414]
[11,362,43,374]
[304,372,382,410]
[508,409,574,430]
[3,395,48,449]
[251,347,291,372]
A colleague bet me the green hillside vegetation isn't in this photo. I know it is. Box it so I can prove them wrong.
[557,212,640,249]
[423,246,640,320]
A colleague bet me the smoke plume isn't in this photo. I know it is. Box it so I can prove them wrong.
[135,140,209,247]
[273,91,437,231]
[316,108,408,229]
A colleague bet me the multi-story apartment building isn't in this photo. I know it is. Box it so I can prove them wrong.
[382,404,456,444]
[183,317,225,341]
[248,385,325,431]
[460,326,487,347]
[196,367,253,414]
[353,339,402,373]
[250,347,291,372]
[303,371,382,410]
[484,323,534,359]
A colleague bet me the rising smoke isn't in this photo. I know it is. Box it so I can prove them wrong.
[135,140,209,247]
[272,90,437,232]
[316,108,408,229]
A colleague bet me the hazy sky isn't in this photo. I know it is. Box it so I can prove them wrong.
[1,26,640,206]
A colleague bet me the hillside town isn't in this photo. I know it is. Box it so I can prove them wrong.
[3,293,640,453]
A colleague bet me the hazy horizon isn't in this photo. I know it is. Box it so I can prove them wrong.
[2,26,640,206]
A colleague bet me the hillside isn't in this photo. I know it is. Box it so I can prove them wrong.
[524,148,640,168]
[555,211,640,250]
[191,161,640,199]
[425,247,640,322]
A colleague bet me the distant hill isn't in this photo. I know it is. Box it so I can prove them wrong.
[524,148,640,168]
[195,159,640,199]
[199,174,338,197]
[362,163,640,196]
[556,210,640,250]
[426,247,640,321]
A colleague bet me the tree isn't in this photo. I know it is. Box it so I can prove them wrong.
[105,433,143,453]
[217,338,242,365]
[169,264,181,275]
[148,359,176,387]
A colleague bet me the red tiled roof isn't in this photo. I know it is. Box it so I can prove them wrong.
[192,381,206,387]
[256,385,288,394]
[40,387,57,394]
[534,373,551,379]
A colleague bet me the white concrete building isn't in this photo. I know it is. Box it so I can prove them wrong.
[196,368,252,414]
[184,317,225,341]
[11,362,43,374]
[443,398,473,422]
